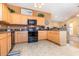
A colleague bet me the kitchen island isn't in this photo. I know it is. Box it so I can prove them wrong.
[48,30,67,45]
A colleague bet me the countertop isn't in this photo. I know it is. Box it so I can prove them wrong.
[0,31,11,34]
[38,29,66,31]
[0,28,66,34]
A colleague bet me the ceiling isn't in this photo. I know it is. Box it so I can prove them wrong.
[8,3,79,22]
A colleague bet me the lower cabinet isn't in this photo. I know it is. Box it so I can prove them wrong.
[0,37,8,56]
[7,33,11,53]
[48,31,67,45]
[48,31,60,44]
[15,31,28,43]
[0,32,11,56]
[48,31,52,41]
[38,31,47,40]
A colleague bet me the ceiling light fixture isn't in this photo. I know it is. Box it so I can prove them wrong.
[34,3,45,8]
[76,14,79,17]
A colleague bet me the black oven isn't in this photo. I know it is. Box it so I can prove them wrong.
[27,19,38,43]
[28,28,38,43]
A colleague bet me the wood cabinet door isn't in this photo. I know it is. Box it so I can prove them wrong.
[7,33,11,53]
[11,14,20,24]
[0,33,11,56]
[15,32,19,43]
[15,32,22,43]
[48,31,60,44]
[15,31,28,43]
[0,38,8,56]
[37,18,45,26]
[18,31,28,42]
[2,4,11,23]
[48,31,52,40]
[51,31,60,44]
[38,31,47,40]
[11,14,28,24]
[0,4,2,20]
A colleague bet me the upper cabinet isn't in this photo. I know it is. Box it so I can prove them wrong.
[37,17,45,25]
[0,4,18,23]
[0,4,11,23]
[0,4,2,20]
[8,5,21,13]
[32,10,51,20]
[0,4,50,25]
[2,4,11,23]
[11,13,45,25]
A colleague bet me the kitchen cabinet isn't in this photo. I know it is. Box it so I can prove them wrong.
[7,33,11,53]
[15,31,28,43]
[0,4,46,25]
[0,4,2,20]
[38,31,47,40]
[2,4,11,23]
[0,33,8,56]
[11,13,32,24]
[48,31,67,45]
[10,14,25,24]
[0,4,11,23]
[0,38,8,56]
[48,31,60,44]
[0,32,11,56]
[11,13,45,25]
[48,31,52,40]
[37,17,45,25]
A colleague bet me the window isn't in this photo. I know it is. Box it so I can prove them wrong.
[21,8,33,15]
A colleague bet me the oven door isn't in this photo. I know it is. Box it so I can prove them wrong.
[28,28,37,32]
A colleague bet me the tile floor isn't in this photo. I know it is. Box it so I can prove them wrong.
[11,40,79,56]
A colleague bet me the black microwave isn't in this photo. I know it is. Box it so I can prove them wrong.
[28,20,37,25]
